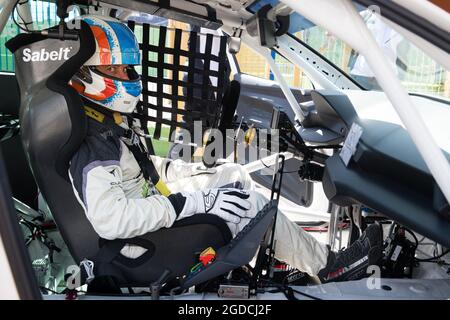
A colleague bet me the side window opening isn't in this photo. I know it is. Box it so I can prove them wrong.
[286,3,450,98]
[0,11,20,72]
[234,42,313,89]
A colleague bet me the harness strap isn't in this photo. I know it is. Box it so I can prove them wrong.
[83,103,171,196]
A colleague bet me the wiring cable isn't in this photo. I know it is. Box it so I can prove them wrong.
[13,1,35,33]
[415,249,449,262]
[402,226,449,264]
[260,279,321,300]
[258,157,301,174]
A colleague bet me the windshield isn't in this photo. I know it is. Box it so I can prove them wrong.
[249,0,449,99]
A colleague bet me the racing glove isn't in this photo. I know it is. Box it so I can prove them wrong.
[174,188,253,223]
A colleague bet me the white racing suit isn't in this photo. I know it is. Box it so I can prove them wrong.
[69,117,329,276]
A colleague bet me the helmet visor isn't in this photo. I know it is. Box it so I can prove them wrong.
[91,65,141,82]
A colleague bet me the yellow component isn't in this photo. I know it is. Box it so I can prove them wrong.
[244,126,257,145]
[155,179,171,196]
[202,129,211,145]
[84,106,105,123]
[190,262,203,273]
[193,147,204,158]
[113,112,123,125]
[200,246,216,257]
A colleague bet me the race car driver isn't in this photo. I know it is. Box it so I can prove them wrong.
[69,15,383,283]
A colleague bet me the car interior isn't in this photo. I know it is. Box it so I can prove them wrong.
[0,0,449,300]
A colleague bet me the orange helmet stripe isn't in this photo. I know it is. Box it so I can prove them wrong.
[90,25,111,65]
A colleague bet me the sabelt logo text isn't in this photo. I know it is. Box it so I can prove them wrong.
[22,47,72,62]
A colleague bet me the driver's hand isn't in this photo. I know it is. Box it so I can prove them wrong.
[177,188,254,223]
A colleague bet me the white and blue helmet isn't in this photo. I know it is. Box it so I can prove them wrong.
[71,15,142,113]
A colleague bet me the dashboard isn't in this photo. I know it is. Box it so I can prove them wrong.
[305,89,450,247]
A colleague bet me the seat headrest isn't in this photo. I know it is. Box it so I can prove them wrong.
[6,21,96,179]
[6,21,96,97]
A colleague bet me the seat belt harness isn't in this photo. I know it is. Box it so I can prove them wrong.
[83,104,171,196]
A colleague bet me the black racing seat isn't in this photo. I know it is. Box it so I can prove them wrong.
[6,22,233,288]
[7,20,277,292]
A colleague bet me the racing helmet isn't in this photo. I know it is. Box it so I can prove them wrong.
[70,15,142,113]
